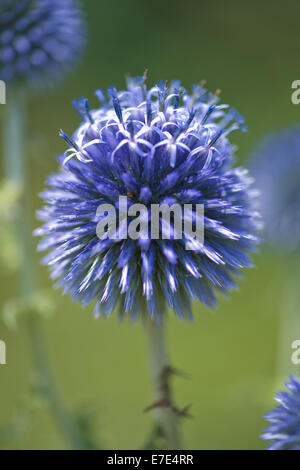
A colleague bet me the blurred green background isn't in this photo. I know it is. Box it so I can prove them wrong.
[0,0,300,450]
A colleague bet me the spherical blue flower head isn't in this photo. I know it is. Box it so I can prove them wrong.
[0,0,86,87]
[250,125,300,253]
[261,373,300,450]
[35,76,260,322]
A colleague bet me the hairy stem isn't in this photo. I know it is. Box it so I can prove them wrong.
[144,317,182,449]
[3,88,86,450]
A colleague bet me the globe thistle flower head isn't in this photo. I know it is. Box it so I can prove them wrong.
[261,373,300,450]
[250,125,300,253]
[35,75,260,322]
[0,0,86,88]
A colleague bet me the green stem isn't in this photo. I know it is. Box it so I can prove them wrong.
[3,88,26,183]
[2,88,86,450]
[3,89,34,295]
[144,317,182,450]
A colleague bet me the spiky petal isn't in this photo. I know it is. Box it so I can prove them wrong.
[261,373,300,450]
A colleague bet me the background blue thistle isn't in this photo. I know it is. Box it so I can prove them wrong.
[250,125,300,253]
[36,76,260,322]
[0,0,86,87]
[261,373,300,450]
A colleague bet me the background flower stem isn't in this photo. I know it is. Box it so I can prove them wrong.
[276,257,300,383]
[27,313,86,449]
[2,89,86,450]
[144,317,182,449]
[3,88,34,294]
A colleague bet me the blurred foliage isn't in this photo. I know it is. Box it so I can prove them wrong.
[74,406,103,450]
[3,290,55,331]
[1,0,300,450]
